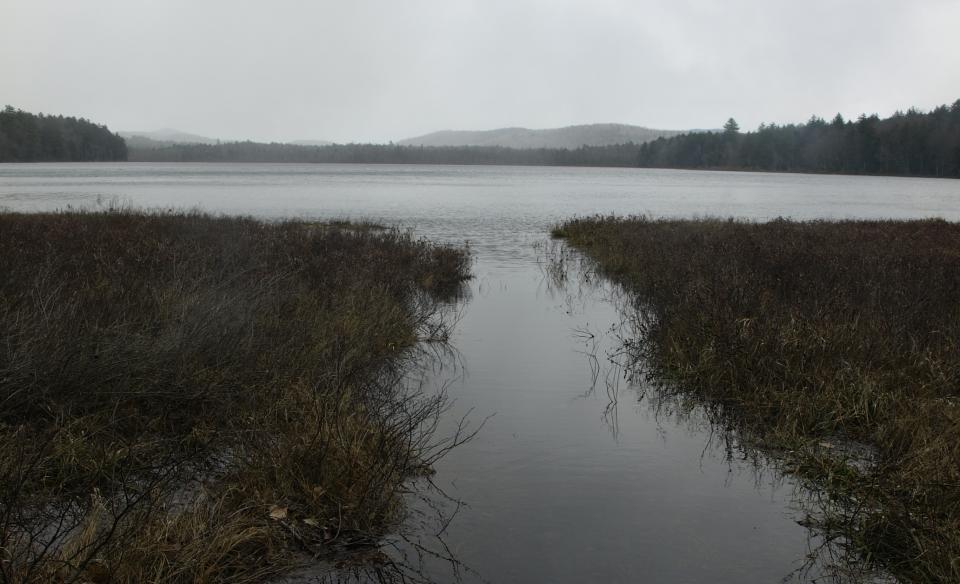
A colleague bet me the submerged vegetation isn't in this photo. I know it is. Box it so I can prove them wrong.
[553,216,960,582]
[0,209,471,583]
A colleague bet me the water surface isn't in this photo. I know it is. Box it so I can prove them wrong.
[5,163,959,583]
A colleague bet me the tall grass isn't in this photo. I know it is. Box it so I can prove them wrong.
[0,209,471,583]
[554,216,960,583]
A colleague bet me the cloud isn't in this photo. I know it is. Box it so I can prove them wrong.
[2,0,958,142]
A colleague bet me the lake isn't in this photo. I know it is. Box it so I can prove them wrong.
[4,163,960,583]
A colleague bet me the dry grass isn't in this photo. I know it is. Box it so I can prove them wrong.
[554,216,960,583]
[0,209,470,583]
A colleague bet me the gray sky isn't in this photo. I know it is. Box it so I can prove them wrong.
[3,0,960,143]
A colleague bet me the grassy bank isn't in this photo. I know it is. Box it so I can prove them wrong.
[553,216,960,582]
[0,209,470,583]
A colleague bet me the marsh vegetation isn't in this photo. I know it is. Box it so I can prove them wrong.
[0,209,471,583]
[553,216,960,583]
[6,165,960,583]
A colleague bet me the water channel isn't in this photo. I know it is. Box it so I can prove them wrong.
[4,163,960,582]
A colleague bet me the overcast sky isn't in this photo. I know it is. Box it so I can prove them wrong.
[3,0,960,143]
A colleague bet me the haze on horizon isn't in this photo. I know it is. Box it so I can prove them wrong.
[3,0,960,144]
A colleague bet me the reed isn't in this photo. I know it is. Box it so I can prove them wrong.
[0,208,471,583]
[554,215,960,583]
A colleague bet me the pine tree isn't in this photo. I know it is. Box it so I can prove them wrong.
[723,118,740,135]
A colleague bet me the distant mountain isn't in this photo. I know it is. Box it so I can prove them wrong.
[122,135,178,150]
[120,129,220,147]
[398,123,688,149]
[289,139,333,146]
[122,130,334,149]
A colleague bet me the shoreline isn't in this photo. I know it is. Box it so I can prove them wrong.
[0,209,471,583]
[3,158,958,181]
[554,215,960,582]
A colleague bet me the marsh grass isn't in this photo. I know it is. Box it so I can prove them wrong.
[554,216,960,583]
[0,209,471,583]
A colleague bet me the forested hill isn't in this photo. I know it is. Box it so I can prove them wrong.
[128,98,960,177]
[637,100,960,177]
[0,107,127,162]
[399,123,685,149]
[128,141,644,166]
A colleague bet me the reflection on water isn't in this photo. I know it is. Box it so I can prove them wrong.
[2,163,949,583]
[336,245,884,584]
[540,243,897,584]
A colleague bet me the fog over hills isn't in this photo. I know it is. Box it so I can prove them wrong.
[120,124,696,151]
[289,139,334,146]
[120,129,221,146]
[121,130,334,149]
[398,123,688,149]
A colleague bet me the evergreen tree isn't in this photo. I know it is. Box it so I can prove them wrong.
[0,107,127,162]
[723,118,740,135]
[635,100,960,178]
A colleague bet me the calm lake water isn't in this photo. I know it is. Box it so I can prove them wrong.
[4,163,960,583]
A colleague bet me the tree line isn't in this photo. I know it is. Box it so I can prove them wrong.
[637,100,960,177]
[5,101,958,178]
[0,106,128,162]
[128,140,644,167]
